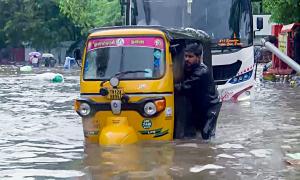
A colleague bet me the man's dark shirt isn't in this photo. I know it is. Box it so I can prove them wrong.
[175,62,221,138]
[180,63,220,110]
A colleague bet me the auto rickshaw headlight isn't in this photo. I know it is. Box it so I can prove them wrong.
[78,103,91,116]
[144,102,157,116]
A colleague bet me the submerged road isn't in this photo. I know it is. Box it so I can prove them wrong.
[0,65,299,179]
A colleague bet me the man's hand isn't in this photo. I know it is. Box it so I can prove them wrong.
[174,83,182,92]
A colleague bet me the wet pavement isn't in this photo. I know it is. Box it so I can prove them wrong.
[0,64,299,179]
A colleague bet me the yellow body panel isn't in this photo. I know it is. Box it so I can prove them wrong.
[78,28,175,145]
[82,95,174,144]
[99,117,138,145]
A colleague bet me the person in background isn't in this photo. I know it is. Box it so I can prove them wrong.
[31,55,39,67]
[74,48,82,66]
[44,57,50,67]
[49,57,57,67]
[64,56,77,69]
[175,43,222,140]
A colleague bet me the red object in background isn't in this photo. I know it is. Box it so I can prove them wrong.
[281,23,300,58]
[270,25,283,74]
[11,48,25,62]
[268,23,300,75]
[0,48,25,64]
[272,24,283,37]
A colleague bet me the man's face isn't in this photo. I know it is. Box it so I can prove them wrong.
[184,52,200,69]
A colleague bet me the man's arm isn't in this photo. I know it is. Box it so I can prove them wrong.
[175,69,205,94]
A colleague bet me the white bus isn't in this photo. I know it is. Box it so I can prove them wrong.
[121,0,254,101]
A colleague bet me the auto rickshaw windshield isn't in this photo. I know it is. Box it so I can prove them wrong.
[84,37,165,80]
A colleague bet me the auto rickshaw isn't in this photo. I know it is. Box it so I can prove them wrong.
[74,26,212,145]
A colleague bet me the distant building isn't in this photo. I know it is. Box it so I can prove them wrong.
[0,48,25,64]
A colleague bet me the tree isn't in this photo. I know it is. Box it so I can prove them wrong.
[251,0,263,14]
[58,0,122,34]
[0,0,81,50]
[263,0,300,24]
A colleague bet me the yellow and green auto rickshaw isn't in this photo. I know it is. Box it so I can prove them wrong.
[74,26,212,145]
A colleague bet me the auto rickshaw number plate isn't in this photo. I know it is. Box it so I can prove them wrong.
[107,88,124,100]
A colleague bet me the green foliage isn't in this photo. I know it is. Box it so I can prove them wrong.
[0,0,81,50]
[252,1,263,14]
[263,0,300,24]
[58,0,122,34]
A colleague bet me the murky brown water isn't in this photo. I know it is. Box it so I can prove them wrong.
[0,64,299,179]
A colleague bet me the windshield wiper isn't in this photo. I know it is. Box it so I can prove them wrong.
[100,70,148,87]
[115,70,148,76]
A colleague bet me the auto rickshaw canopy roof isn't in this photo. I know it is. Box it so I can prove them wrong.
[89,25,211,45]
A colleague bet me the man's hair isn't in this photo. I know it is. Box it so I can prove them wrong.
[184,43,203,57]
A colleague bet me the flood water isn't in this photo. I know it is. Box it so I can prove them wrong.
[0,64,299,179]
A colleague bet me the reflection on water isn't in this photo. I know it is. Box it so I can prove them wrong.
[0,65,299,179]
